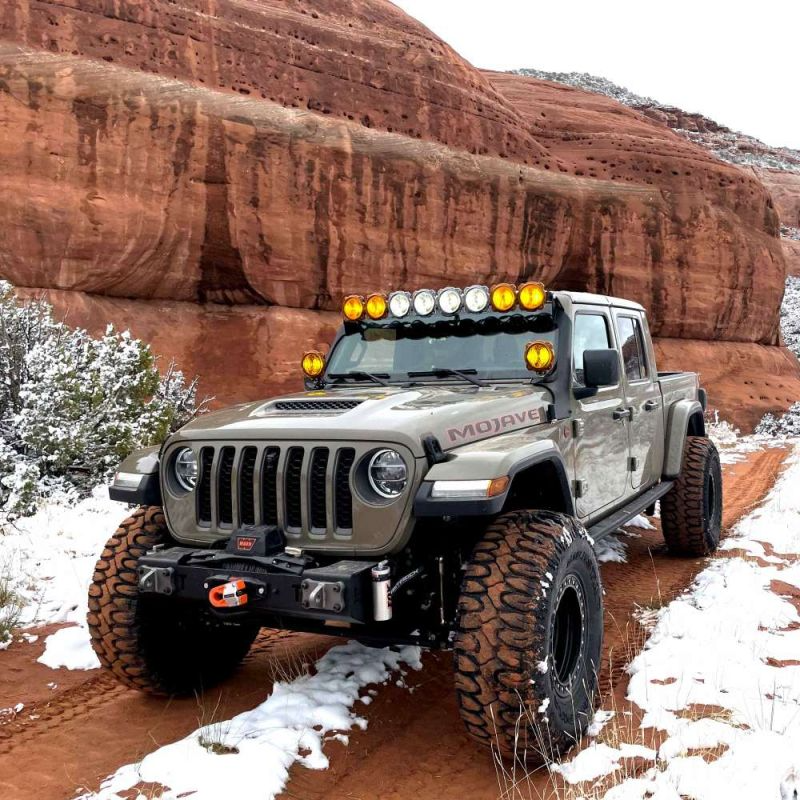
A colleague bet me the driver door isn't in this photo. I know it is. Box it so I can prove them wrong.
[572,310,630,519]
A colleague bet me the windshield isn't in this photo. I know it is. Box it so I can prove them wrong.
[325,312,558,384]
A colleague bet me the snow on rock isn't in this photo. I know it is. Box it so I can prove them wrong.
[37,625,100,670]
[84,641,422,800]
[0,485,127,668]
[558,445,800,798]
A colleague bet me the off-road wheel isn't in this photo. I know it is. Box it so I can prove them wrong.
[454,510,603,762]
[661,436,722,557]
[87,506,259,695]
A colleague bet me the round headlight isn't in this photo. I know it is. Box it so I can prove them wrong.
[368,449,408,499]
[413,289,436,316]
[464,285,490,313]
[437,287,463,315]
[389,291,412,318]
[174,448,198,492]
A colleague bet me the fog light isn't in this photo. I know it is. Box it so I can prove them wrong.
[343,295,365,321]
[518,282,547,311]
[302,351,326,378]
[464,285,490,313]
[491,283,517,312]
[389,291,412,318]
[525,340,555,373]
[413,289,436,316]
[366,293,388,320]
[437,287,463,315]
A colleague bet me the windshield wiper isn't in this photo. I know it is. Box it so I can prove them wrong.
[328,371,391,387]
[406,368,486,387]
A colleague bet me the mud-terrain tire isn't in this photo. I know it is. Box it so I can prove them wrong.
[454,510,603,762]
[87,506,259,695]
[661,436,722,557]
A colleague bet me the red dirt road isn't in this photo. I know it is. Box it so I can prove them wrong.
[0,447,788,800]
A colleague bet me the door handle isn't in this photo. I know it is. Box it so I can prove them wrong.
[644,399,660,412]
[613,407,632,421]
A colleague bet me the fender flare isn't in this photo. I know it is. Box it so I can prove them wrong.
[663,400,705,479]
[108,446,162,505]
[414,448,574,518]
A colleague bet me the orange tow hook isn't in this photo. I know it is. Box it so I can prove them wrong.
[209,579,248,608]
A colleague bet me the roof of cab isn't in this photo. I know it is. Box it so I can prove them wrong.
[555,290,645,312]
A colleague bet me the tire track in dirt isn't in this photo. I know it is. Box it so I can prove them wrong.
[0,446,788,800]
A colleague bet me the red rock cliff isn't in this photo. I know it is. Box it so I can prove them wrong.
[1,0,798,429]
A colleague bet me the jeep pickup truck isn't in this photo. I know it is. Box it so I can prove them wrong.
[89,283,721,762]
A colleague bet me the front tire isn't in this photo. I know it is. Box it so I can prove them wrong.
[661,436,722,557]
[87,506,259,695]
[454,510,603,762]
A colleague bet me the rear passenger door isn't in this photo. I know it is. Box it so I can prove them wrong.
[572,310,630,518]
[614,311,664,490]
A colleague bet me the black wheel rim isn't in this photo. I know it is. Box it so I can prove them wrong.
[551,576,586,691]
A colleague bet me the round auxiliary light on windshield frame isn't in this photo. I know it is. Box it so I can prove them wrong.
[437,287,463,315]
[464,285,490,313]
[389,291,412,318]
[413,289,437,317]
[302,351,326,378]
[491,283,517,312]
[366,293,388,320]
[343,295,365,321]
[525,340,556,373]
[518,281,547,311]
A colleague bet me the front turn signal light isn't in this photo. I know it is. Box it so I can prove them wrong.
[302,351,326,378]
[343,295,365,321]
[491,283,517,312]
[366,293,388,320]
[525,340,555,373]
[518,281,547,311]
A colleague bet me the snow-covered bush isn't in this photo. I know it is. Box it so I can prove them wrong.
[0,283,205,516]
[782,276,800,360]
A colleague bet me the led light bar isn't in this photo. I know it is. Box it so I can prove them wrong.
[342,284,548,320]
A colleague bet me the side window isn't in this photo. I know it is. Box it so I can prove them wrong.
[573,313,611,386]
[616,316,648,381]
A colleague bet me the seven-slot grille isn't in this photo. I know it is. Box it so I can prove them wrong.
[196,444,355,536]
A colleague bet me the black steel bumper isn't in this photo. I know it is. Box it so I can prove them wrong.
[137,541,377,625]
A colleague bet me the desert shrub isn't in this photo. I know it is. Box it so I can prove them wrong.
[0,283,205,516]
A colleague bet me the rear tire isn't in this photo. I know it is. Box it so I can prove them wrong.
[87,506,259,695]
[454,510,603,762]
[661,436,723,557]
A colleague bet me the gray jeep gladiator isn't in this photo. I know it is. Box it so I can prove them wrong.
[89,283,721,761]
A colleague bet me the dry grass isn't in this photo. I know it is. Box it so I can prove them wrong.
[0,573,23,644]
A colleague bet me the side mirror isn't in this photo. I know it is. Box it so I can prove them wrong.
[579,349,620,395]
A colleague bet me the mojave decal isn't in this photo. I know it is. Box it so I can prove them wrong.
[445,407,547,444]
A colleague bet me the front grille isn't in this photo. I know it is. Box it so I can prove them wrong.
[196,443,356,537]
[272,400,363,412]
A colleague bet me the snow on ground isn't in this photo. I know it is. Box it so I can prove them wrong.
[554,443,800,799]
[83,641,422,800]
[0,485,128,668]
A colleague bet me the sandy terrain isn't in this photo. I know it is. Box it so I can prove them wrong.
[0,446,788,800]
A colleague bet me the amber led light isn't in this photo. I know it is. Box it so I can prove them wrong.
[518,282,547,311]
[491,283,517,312]
[525,340,555,373]
[301,351,326,378]
[343,295,365,321]
[366,293,388,320]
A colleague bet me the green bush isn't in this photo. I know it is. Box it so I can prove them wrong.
[0,283,205,516]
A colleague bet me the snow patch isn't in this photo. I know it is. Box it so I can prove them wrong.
[37,625,100,671]
[83,641,422,800]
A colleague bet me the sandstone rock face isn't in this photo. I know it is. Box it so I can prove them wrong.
[1,1,798,428]
[757,169,800,229]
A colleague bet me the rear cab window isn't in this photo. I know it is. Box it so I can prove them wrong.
[615,315,649,382]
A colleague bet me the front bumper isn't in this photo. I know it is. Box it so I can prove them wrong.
[137,544,378,625]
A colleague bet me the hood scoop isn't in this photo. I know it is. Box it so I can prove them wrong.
[268,399,365,414]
